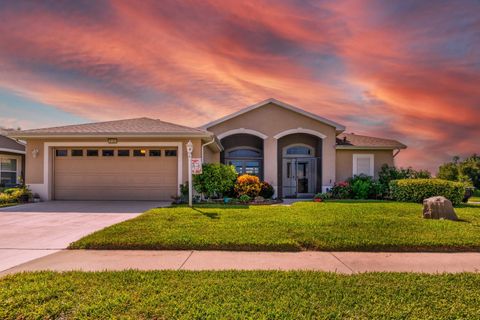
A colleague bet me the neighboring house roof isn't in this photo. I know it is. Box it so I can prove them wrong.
[0,130,26,154]
[200,98,346,132]
[336,133,407,150]
[9,117,213,138]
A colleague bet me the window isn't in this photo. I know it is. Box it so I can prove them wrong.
[55,149,68,157]
[165,150,177,157]
[87,149,99,157]
[149,150,161,157]
[0,158,18,186]
[118,149,130,157]
[133,149,146,157]
[286,146,312,156]
[228,160,244,175]
[353,154,374,177]
[245,161,260,175]
[225,147,263,177]
[102,150,114,157]
[227,148,261,158]
[71,149,83,157]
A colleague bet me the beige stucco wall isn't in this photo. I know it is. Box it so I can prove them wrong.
[206,102,337,192]
[24,137,204,199]
[203,145,220,163]
[335,149,394,182]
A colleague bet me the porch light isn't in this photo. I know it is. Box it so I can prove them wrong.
[32,148,39,159]
[186,141,193,154]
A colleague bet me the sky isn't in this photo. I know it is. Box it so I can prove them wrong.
[0,0,478,173]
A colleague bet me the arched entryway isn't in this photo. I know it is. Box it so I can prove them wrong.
[220,134,264,179]
[277,133,322,198]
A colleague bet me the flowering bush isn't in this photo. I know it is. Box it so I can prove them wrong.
[234,174,262,198]
[331,181,352,199]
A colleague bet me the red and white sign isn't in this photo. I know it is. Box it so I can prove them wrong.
[191,158,202,174]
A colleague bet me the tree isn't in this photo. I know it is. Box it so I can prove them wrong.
[438,154,480,188]
[193,163,237,198]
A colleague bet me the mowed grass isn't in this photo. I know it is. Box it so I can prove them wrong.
[70,201,480,251]
[2,271,480,319]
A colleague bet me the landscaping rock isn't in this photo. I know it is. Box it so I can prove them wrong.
[422,196,457,220]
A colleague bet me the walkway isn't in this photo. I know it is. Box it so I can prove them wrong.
[2,250,480,275]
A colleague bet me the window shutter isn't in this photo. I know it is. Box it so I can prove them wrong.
[356,158,370,175]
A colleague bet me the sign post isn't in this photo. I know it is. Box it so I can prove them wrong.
[186,140,193,207]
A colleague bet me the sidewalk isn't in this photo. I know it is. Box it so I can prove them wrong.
[2,250,480,275]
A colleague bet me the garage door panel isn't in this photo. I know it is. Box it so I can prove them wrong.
[54,148,178,201]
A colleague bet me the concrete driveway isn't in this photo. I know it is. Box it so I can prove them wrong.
[0,201,168,272]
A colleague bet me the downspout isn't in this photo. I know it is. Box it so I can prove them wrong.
[201,137,216,163]
[393,148,401,158]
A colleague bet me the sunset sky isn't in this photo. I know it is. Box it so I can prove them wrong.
[0,0,478,173]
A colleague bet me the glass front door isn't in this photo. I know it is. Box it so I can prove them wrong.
[282,158,316,197]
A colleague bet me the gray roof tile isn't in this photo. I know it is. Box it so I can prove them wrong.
[10,117,210,137]
[336,133,406,149]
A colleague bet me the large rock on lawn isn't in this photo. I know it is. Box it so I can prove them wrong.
[422,196,458,221]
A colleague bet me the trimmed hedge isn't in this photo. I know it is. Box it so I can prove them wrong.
[389,179,465,205]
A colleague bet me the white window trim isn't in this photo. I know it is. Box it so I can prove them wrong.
[273,127,327,140]
[33,142,183,200]
[0,155,22,185]
[352,154,374,177]
[217,128,268,140]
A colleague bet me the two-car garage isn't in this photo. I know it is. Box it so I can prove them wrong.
[53,147,178,201]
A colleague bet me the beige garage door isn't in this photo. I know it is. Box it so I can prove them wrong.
[54,147,178,200]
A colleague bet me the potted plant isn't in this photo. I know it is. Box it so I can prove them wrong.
[313,193,330,202]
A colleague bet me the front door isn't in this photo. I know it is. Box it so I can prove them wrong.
[282,158,316,197]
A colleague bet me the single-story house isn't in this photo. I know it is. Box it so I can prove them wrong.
[0,129,26,188]
[9,98,406,200]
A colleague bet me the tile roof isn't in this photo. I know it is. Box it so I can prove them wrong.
[9,117,211,137]
[336,133,406,149]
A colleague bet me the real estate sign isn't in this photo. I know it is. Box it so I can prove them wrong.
[191,158,202,174]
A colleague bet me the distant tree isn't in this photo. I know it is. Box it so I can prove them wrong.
[438,154,480,188]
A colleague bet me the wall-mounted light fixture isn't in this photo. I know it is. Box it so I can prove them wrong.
[32,148,39,159]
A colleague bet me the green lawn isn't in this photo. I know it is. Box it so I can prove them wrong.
[2,271,480,319]
[70,201,480,251]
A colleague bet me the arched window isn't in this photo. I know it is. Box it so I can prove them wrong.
[227,148,261,158]
[283,145,314,157]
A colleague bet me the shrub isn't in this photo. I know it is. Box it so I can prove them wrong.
[378,164,431,198]
[234,174,261,198]
[0,187,31,204]
[193,163,237,198]
[259,182,275,199]
[331,181,352,199]
[348,175,375,199]
[238,194,251,204]
[0,193,12,204]
[389,179,466,205]
[314,193,330,201]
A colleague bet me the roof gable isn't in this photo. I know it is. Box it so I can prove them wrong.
[201,98,346,132]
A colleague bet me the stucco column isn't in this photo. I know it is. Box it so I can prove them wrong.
[322,135,336,192]
[263,137,278,196]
